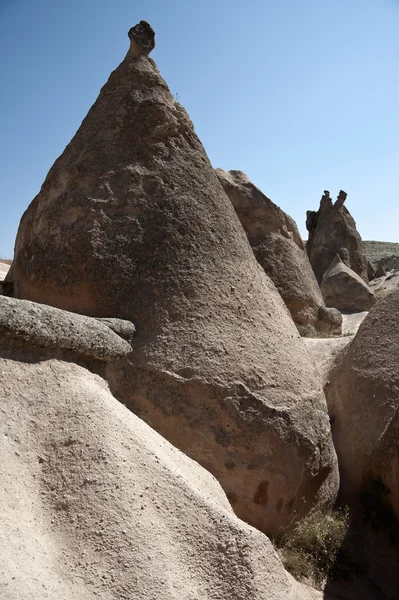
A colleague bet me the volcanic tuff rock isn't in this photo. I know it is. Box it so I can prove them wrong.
[7,24,338,535]
[369,270,399,299]
[0,296,132,365]
[0,348,323,600]
[321,254,376,312]
[216,169,342,334]
[306,190,369,284]
[325,289,399,519]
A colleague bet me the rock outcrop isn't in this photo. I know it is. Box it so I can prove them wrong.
[6,24,338,536]
[321,254,376,312]
[306,190,369,284]
[369,270,399,299]
[0,324,322,600]
[0,296,132,364]
[216,169,342,334]
[325,290,399,520]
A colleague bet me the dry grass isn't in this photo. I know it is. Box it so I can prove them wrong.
[275,508,350,586]
[296,324,351,339]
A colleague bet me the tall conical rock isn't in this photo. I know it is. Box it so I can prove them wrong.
[7,25,338,536]
[306,190,369,284]
[216,169,342,334]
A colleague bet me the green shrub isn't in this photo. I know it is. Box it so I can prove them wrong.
[275,507,350,586]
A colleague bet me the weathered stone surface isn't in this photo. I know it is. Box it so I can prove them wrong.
[216,169,341,334]
[306,190,369,284]
[7,26,338,536]
[321,255,376,312]
[369,270,399,299]
[0,296,131,362]
[128,20,155,57]
[95,317,136,342]
[0,355,322,600]
[325,291,399,521]
[0,261,10,281]
[303,312,368,387]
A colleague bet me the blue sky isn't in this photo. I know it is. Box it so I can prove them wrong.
[0,0,398,258]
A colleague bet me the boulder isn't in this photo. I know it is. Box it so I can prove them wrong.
[0,350,322,600]
[321,254,376,312]
[325,290,399,521]
[216,169,341,334]
[7,24,338,536]
[306,190,369,284]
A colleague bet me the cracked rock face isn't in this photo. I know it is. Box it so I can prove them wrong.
[7,27,338,535]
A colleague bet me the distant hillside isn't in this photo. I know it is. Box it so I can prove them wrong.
[363,241,399,268]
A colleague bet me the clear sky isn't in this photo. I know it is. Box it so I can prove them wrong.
[0,0,398,258]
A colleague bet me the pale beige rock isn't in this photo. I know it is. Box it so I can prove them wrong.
[216,169,341,334]
[325,291,399,518]
[7,26,338,536]
[369,270,399,299]
[0,261,10,281]
[304,313,368,386]
[0,296,132,363]
[0,354,323,600]
[321,255,376,312]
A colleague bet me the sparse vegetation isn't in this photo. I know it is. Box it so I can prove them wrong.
[274,507,350,586]
[296,324,352,339]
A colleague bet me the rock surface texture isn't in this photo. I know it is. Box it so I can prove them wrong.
[306,190,369,284]
[7,25,338,535]
[0,261,10,281]
[325,290,399,519]
[0,339,322,600]
[370,270,399,299]
[321,255,376,312]
[216,169,341,334]
[0,296,132,364]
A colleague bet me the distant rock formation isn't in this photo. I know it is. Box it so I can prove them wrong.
[6,24,338,536]
[0,309,321,600]
[325,289,399,522]
[306,190,369,284]
[370,269,399,299]
[321,254,376,312]
[216,169,342,335]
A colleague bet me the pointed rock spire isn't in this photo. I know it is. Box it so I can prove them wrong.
[7,26,338,536]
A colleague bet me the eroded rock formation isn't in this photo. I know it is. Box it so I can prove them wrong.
[216,169,342,335]
[6,24,338,536]
[306,190,369,284]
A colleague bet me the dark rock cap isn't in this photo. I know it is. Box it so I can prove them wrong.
[128,21,155,56]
